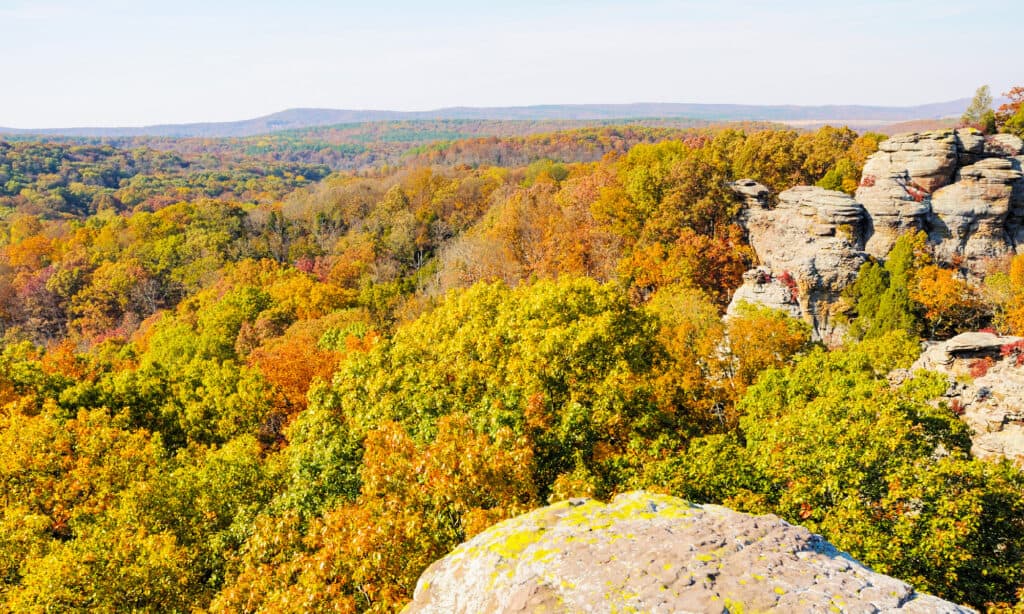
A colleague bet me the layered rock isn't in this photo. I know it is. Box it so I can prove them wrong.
[856,130,958,257]
[725,267,801,321]
[730,183,868,343]
[729,130,1024,344]
[855,129,1024,266]
[406,491,972,613]
[911,332,1024,464]
[929,157,1021,267]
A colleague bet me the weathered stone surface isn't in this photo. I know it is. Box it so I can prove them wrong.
[729,178,770,209]
[727,131,1024,347]
[929,158,1021,266]
[725,267,802,320]
[734,185,867,344]
[856,130,959,257]
[985,133,1024,157]
[405,491,973,614]
[854,129,1024,269]
[1005,156,1024,250]
[912,332,1024,464]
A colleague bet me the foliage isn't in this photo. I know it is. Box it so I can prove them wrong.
[962,85,995,132]
[647,333,1024,608]
[845,232,930,340]
[910,264,988,338]
[1,122,1021,611]
[724,302,813,396]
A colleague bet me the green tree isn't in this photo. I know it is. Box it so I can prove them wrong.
[646,332,1024,608]
[311,278,686,500]
[962,85,994,130]
[846,232,927,340]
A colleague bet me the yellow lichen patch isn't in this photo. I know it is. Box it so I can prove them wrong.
[724,598,747,613]
[530,547,558,563]
[486,527,546,559]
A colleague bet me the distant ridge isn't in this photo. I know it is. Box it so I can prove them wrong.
[0,99,977,138]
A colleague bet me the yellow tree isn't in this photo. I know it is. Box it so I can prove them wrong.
[910,265,986,338]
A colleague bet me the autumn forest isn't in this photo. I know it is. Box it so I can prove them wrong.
[2,89,1024,612]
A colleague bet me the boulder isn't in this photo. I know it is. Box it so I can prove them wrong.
[405,491,973,614]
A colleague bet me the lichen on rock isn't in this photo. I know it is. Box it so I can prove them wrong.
[404,491,972,613]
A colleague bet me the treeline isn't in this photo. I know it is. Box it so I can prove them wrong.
[0,125,882,345]
[1,123,1023,612]
[4,118,753,172]
[0,141,329,219]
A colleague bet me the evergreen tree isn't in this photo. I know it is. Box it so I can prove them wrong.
[846,233,926,340]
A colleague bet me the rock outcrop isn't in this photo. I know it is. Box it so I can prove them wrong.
[405,491,972,614]
[855,129,1024,267]
[856,131,959,257]
[911,331,1024,464]
[725,267,801,321]
[729,184,868,344]
[929,157,1021,266]
[729,130,1024,343]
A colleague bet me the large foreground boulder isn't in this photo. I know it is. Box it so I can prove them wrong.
[405,492,971,613]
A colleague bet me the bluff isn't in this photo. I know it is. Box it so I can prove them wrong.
[727,182,869,344]
[404,491,971,613]
[728,129,1024,343]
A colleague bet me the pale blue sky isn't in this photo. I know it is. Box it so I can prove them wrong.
[0,0,1019,128]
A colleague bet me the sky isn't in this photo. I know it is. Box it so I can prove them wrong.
[0,0,1019,128]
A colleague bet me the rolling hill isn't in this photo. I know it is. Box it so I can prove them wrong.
[0,99,976,138]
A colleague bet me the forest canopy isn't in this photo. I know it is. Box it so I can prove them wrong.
[1,116,1023,612]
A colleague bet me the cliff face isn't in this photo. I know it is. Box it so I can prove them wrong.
[405,491,972,613]
[730,183,869,344]
[729,129,1024,344]
[858,130,1024,267]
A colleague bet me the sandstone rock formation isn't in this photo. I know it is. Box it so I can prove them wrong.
[729,183,867,344]
[729,130,1024,344]
[856,130,958,257]
[929,157,1021,267]
[855,129,1024,267]
[911,331,1024,464]
[405,491,972,614]
[725,267,801,321]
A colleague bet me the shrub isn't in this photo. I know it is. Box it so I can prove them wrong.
[778,271,799,302]
[1000,339,1024,366]
[969,357,994,378]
